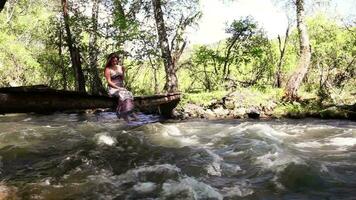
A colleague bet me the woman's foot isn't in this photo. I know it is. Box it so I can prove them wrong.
[130,113,139,121]
[123,115,130,123]
[116,112,121,119]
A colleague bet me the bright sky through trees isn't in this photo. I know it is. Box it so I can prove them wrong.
[189,0,356,45]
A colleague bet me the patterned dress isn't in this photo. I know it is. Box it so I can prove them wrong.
[108,67,134,115]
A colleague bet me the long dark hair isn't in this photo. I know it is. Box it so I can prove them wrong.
[105,53,120,69]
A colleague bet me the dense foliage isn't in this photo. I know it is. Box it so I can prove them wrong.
[0,0,354,105]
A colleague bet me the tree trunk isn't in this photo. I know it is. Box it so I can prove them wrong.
[275,26,290,88]
[115,0,127,52]
[148,55,160,94]
[223,37,238,79]
[89,0,106,95]
[151,0,178,93]
[203,64,211,91]
[0,0,7,13]
[284,0,311,101]
[58,25,67,90]
[61,0,86,93]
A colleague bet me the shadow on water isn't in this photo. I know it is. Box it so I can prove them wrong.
[0,113,356,199]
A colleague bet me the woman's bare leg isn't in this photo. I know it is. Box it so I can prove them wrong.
[123,114,130,122]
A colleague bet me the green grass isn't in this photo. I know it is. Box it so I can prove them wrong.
[179,87,283,108]
[180,90,228,106]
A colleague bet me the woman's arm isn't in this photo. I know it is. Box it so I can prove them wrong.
[116,65,127,87]
[104,68,120,89]
[121,66,126,86]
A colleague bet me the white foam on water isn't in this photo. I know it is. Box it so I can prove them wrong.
[328,137,356,147]
[320,164,329,173]
[85,164,223,199]
[222,150,244,158]
[131,164,181,177]
[165,125,183,136]
[23,118,32,122]
[148,124,200,147]
[95,133,117,146]
[221,163,242,176]
[133,182,157,194]
[161,180,196,199]
[205,149,223,176]
[182,177,223,200]
[310,125,336,130]
[221,185,254,197]
[294,141,323,148]
[288,128,304,134]
[213,126,239,138]
[179,136,200,146]
[206,164,221,176]
[233,123,292,144]
[38,178,52,186]
[162,177,223,200]
[255,151,304,170]
[252,124,291,138]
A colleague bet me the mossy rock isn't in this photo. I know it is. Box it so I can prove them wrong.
[224,101,235,110]
[347,111,356,120]
[286,111,307,119]
[231,108,246,118]
[320,106,348,119]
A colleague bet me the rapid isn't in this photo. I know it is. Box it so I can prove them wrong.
[0,113,355,199]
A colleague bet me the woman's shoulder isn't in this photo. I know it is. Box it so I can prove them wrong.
[104,67,111,73]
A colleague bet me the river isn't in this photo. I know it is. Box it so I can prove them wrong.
[0,113,355,199]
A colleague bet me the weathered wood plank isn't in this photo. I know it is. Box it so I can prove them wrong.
[0,85,180,116]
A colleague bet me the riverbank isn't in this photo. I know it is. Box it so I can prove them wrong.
[174,88,356,121]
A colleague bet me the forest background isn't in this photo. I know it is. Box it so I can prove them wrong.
[0,0,355,118]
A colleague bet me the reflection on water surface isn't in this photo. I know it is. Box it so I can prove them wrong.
[0,113,355,199]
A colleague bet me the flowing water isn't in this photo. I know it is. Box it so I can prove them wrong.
[0,113,355,200]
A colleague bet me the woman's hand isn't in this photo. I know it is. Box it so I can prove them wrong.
[117,87,127,91]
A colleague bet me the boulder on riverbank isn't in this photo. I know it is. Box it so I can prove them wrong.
[174,91,355,121]
[320,105,356,120]
[175,91,278,120]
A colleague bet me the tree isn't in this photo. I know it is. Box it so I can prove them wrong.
[148,0,201,93]
[0,0,54,87]
[61,0,86,93]
[284,0,311,101]
[58,23,68,90]
[113,0,142,53]
[190,45,222,91]
[307,14,356,104]
[275,24,290,88]
[224,17,258,79]
[88,0,106,95]
[151,0,177,92]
